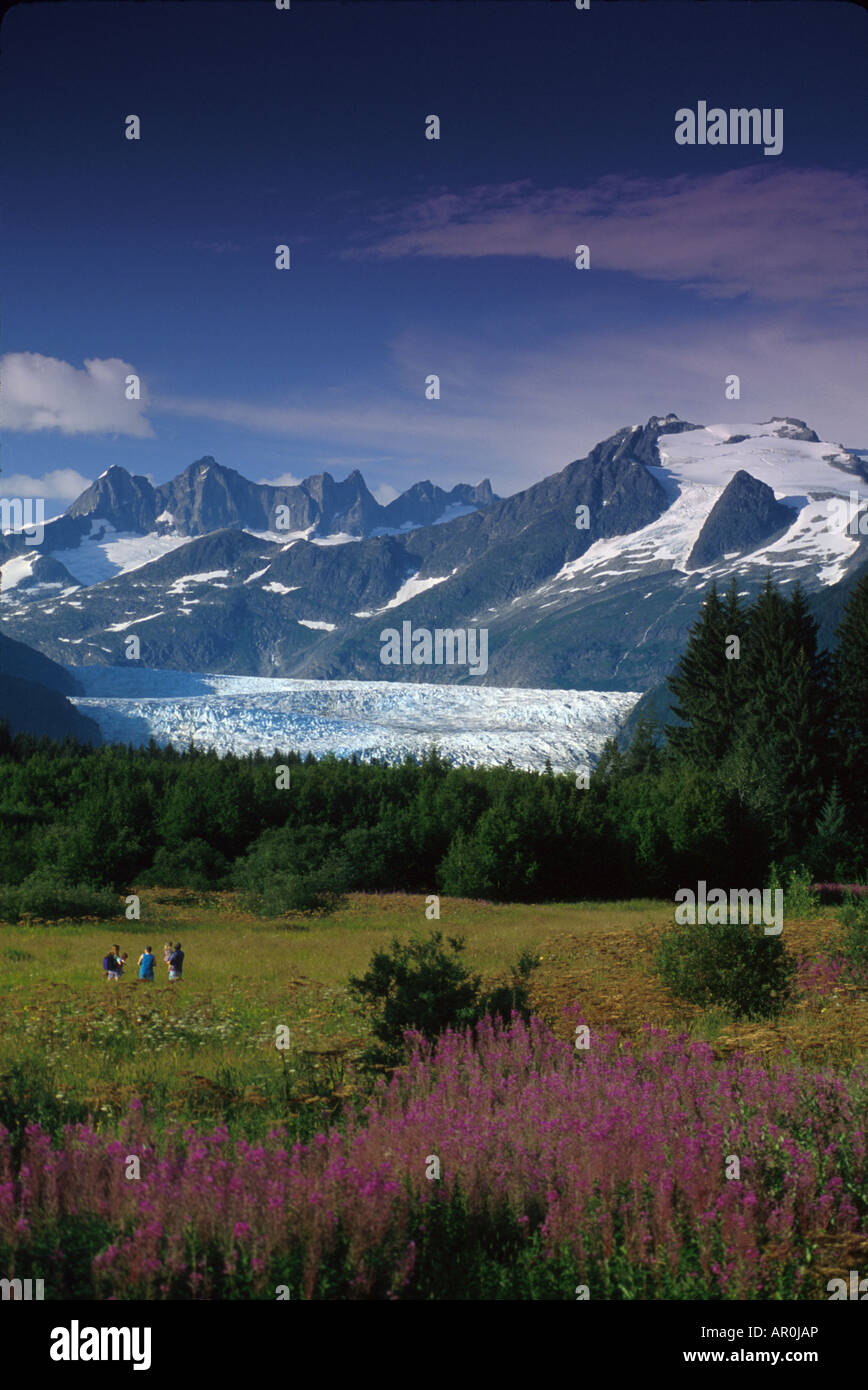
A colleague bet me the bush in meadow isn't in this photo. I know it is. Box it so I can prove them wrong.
[839,891,868,981]
[654,917,795,1019]
[241,869,345,921]
[0,871,118,923]
[0,1062,90,1163]
[349,931,481,1068]
[349,931,539,1069]
[768,862,821,918]
[232,827,349,921]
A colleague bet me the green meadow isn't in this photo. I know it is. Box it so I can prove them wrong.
[2,889,863,1146]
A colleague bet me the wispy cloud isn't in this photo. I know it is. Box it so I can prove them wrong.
[1,353,154,437]
[0,468,94,501]
[154,309,868,493]
[155,392,509,451]
[350,168,868,305]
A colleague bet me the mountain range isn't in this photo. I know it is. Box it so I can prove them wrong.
[2,458,497,562]
[2,416,867,714]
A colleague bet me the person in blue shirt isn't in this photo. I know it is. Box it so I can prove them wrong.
[137,946,156,982]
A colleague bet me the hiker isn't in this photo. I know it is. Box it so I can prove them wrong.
[168,942,184,982]
[137,945,156,982]
[103,946,120,982]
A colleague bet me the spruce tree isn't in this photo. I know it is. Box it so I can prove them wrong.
[622,714,662,777]
[810,781,856,880]
[834,571,868,838]
[666,580,747,766]
[732,578,831,854]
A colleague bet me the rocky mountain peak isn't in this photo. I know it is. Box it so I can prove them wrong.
[686,469,794,569]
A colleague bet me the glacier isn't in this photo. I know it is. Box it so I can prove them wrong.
[67,666,639,773]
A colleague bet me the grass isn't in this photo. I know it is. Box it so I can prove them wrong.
[1,889,865,1143]
[3,889,868,1300]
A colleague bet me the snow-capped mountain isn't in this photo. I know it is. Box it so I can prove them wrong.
[2,415,866,691]
[0,456,499,586]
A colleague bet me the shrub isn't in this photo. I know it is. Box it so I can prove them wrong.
[436,808,543,902]
[349,931,481,1068]
[768,862,820,918]
[654,918,795,1020]
[839,891,868,981]
[238,854,349,921]
[137,838,230,890]
[232,827,349,920]
[349,931,539,1069]
[0,1062,90,1162]
[0,872,118,923]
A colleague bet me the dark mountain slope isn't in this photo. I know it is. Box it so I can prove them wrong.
[0,633,101,742]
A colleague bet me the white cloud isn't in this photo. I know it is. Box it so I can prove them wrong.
[1,353,154,436]
[256,471,303,487]
[0,468,93,501]
[373,482,399,505]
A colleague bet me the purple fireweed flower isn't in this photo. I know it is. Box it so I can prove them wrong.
[2,1015,867,1298]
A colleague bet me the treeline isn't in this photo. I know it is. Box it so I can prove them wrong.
[0,574,865,910]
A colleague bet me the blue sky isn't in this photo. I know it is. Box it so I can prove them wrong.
[1,0,866,512]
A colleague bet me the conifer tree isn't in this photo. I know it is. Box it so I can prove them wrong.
[666,580,747,766]
[810,780,856,880]
[834,571,868,836]
[621,714,662,777]
[732,578,831,852]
